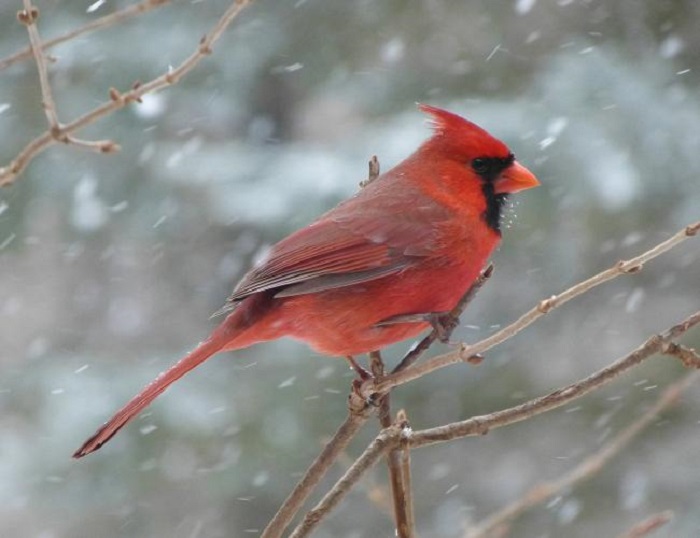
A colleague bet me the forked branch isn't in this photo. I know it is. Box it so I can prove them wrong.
[1,0,254,186]
[0,0,172,72]
[365,221,699,398]
[289,309,700,536]
[465,372,698,537]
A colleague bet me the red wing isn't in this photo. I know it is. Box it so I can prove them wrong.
[227,220,413,303]
[220,179,451,308]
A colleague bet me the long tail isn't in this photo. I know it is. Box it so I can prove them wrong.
[73,308,262,458]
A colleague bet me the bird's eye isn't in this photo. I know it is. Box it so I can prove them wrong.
[472,158,489,174]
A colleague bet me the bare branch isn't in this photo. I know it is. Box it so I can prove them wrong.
[1,0,172,72]
[365,221,700,398]
[370,352,415,538]
[260,403,372,538]
[1,0,255,186]
[277,226,697,535]
[12,0,122,173]
[289,421,407,538]
[663,342,700,368]
[359,155,380,188]
[615,510,674,538]
[396,409,416,538]
[409,309,700,448]
[465,372,697,538]
[287,310,699,536]
[19,0,61,131]
[65,136,121,154]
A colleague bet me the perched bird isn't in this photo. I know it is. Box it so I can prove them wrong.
[74,104,539,458]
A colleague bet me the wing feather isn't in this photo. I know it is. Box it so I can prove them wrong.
[218,176,453,311]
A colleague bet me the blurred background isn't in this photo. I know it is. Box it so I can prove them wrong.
[1,1,699,536]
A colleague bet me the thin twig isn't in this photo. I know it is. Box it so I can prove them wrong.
[370,351,414,538]
[1,0,172,72]
[663,342,700,368]
[365,221,700,398]
[260,404,372,538]
[396,409,415,538]
[1,0,254,186]
[370,352,392,426]
[288,310,699,536]
[19,1,61,132]
[18,1,118,153]
[465,372,697,538]
[289,422,404,538]
[65,136,121,154]
[359,155,381,188]
[410,310,700,448]
[615,510,674,538]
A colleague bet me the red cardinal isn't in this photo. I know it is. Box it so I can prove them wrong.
[74,104,539,458]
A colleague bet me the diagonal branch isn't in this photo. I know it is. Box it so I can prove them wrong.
[365,221,699,398]
[18,1,61,132]
[287,310,699,535]
[465,371,698,538]
[289,421,409,538]
[663,342,700,368]
[17,1,119,153]
[1,0,254,186]
[410,309,700,448]
[396,409,415,538]
[260,403,372,538]
[615,510,674,538]
[1,0,172,72]
[370,352,415,538]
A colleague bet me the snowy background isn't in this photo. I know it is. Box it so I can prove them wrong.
[1,1,699,537]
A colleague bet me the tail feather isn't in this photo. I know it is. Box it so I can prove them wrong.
[73,335,226,459]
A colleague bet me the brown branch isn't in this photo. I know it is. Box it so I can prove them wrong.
[1,0,254,186]
[359,155,380,188]
[287,310,699,536]
[615,510,674,538]
[465,372,698,538]
[370,352,415,538]
[663,342,700,368]
[18,1,121,154]
[364,221,700,398]
[289,421,408,538]
[260,403,372,538]
[18,1,60,131]
[1,0,172,72]
[409,309,700,448]
[64,136,121,154]
[396,409,415,538]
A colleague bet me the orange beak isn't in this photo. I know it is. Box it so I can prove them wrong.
[494,161,540,194]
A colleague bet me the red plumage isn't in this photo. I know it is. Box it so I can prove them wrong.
[74,104,539,458]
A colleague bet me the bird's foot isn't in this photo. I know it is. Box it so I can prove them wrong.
[345,356,383,409]
[426,311,461,344]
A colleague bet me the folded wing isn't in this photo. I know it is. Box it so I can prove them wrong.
[219,181,451,311]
